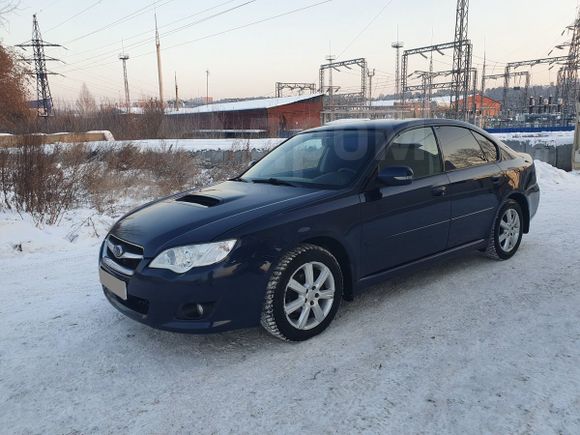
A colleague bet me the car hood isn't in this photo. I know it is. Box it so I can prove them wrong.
[110,181,333,257]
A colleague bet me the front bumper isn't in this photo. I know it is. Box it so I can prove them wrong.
[99,242,274,333]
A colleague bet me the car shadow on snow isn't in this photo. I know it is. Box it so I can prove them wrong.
[106,250,494,353]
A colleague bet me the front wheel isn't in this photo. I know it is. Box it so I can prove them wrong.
[261,244,343,341]
[485,200,524,260]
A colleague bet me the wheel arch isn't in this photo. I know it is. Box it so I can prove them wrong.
[505,192,530,233]
[301,236,355,301]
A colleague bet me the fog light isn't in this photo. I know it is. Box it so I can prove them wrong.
[177,302,214,320]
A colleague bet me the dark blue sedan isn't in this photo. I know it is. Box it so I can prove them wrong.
[100,119,540,341]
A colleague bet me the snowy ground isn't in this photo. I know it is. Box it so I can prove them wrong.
[1,162,580,434]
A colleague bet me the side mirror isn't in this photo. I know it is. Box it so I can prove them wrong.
[377,166,414,186]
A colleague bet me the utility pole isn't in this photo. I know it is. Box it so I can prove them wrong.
[154,13,164,108]
[174,72,179,111]
[367,68,376,106]
[118,43,130,111]
[481,51,487,98]
[17,14,63,117]
[205,69,210,104]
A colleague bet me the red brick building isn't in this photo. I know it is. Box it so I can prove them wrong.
[165,94,323,138]
[460,94,502,118]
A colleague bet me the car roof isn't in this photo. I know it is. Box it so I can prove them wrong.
[304,118,486,137]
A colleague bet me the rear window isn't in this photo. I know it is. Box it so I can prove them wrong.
[434,126,487,170]
[472,131,499,162]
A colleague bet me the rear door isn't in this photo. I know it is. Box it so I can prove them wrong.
[434,126,503,248]
[360,126,451,276]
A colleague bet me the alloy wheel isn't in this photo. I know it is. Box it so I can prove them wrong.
[498,208,521,253]
[283,261,335,331]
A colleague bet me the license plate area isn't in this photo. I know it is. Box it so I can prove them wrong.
[99,268,128,300]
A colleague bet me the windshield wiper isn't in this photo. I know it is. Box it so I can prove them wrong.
[250,178,298,187]
[229,176,249,183]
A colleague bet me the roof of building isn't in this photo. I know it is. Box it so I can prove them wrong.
[166,93,323,116]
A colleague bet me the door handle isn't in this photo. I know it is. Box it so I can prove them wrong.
[432,186,447,197]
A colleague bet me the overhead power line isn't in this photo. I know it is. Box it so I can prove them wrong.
[45,0,104,33]
[64,0,175,44]
[59,0,333,75]
[65,0,257,70]
[338,0,395,59]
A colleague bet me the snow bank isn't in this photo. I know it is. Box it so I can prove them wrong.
[0,209,115,258]
[534,160,580,188]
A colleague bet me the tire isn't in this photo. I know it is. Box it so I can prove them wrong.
[485,200,524,260]
[261,244,343,341]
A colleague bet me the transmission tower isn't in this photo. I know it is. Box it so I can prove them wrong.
[562,7,580,119]
[118,51,130,111]
[391,41,404,101]
[17,14,63,117]
[451,0,470,119]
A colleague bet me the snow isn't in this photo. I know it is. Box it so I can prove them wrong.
[1,162,580,433]
[165,94,323,115]
[494,130,574,147]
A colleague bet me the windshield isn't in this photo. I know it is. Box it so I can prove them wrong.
[240,130,385,188]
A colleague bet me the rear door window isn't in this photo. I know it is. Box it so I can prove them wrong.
[434,126,488,171]
[472,131,499,162]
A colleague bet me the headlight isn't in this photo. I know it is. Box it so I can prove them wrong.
[149,240,237,274]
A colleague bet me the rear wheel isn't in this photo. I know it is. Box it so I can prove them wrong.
[486,200,524,260]
[261,244,343,341]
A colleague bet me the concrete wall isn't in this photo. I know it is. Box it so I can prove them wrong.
[500,139,573,172]
[0,131,113,148]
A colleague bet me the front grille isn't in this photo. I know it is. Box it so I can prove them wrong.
[102,235,144,276]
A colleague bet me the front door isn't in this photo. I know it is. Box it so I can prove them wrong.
[360,126,452,277]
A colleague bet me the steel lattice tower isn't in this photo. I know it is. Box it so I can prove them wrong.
[17,14,62,117]
[451,0,470,119]
[562,7,580,118]
[391,41,404,101]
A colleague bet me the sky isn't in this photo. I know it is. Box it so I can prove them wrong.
[1,0,578,104]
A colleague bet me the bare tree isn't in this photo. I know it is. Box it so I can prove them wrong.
[76,83,97,116]
[0,43,31,131]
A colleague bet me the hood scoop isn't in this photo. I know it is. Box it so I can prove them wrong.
[176,194,221,207]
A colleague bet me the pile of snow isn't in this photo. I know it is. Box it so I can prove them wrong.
[0,209,115,258]
[534,159,580,188]
[494,130,574,147]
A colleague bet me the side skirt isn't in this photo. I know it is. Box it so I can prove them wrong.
[356,239,487,291]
